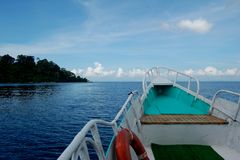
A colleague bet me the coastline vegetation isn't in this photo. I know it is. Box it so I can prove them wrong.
[0,54,88,83]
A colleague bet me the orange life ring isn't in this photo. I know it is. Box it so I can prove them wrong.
[115,128,149,160]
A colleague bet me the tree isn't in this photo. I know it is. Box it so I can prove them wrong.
[15,55,36,82]
[0,54,88,83]
[36,59,60,82]
[0,54,15,82]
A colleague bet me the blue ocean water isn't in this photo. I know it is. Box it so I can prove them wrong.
[0,82,239,159]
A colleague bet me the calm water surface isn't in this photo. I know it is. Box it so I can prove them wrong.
[0,82,239,159]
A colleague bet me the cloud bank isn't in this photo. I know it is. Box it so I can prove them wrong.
[71,62,146,80]
[72,63,240,81]
[184,66,240,76]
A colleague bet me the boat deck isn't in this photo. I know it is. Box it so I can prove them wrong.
[151,144,224,160]
[143,86,210,115]
[140,114,228,124]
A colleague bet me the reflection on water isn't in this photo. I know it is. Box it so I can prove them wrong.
[0,82,142,160]
[0,84,58,97]
[0,82,239,160]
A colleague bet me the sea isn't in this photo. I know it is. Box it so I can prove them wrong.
[0,82,240,159]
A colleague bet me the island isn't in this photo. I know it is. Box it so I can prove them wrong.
[0,54,88,83]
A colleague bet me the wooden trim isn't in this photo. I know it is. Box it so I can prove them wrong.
[140,114,228,125]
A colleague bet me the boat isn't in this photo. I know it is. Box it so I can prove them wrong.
[58,67,240,160]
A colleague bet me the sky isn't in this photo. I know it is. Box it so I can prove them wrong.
[0,0,240,81]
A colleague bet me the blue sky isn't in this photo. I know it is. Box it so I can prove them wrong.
[0,0,240,81]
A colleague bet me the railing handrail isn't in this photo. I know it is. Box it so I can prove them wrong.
[212,89,240,99]
[142,66,200,99]
[210,89,240,121]
[58,91,138,160]
[113,91,138,121]
[58,119,112,160]
[211,89,240,121]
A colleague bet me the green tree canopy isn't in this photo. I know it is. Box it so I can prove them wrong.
[0,54,88,83]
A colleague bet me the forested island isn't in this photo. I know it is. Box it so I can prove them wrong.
[0,54,88,83]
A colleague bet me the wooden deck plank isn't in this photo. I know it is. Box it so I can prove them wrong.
[140,114,228,124]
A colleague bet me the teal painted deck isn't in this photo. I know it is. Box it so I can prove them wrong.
[143,86,210,115]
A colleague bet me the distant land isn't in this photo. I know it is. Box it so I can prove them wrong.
[0,54,88,83]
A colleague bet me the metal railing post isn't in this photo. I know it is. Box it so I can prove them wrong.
[123,108,131,129]
[71,151,77,160]
[112,122,118,135]
[78,139,90,160]
[234,97,240,121]
[174,73,178,85]
[157,66,160,79]
[167,70,170,80]
[90,124,106,159]
[188,78,191,91]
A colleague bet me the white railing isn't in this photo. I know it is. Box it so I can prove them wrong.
[210,90,240,121]
[142,67,200,99]
[58,91,139,160]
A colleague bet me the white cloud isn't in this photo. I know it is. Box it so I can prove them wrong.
[86,62,115,77]
[72,62,240,80]
[184,66,240,76]
[73,63,240,81]
[225,68,239,76]
[196,69,206,76]
[204,66,218,75]
[178,18,212,33]
[72,62,146,79]
[184,69,194,75]
[128,68,146,78]
[116,68,124,78]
